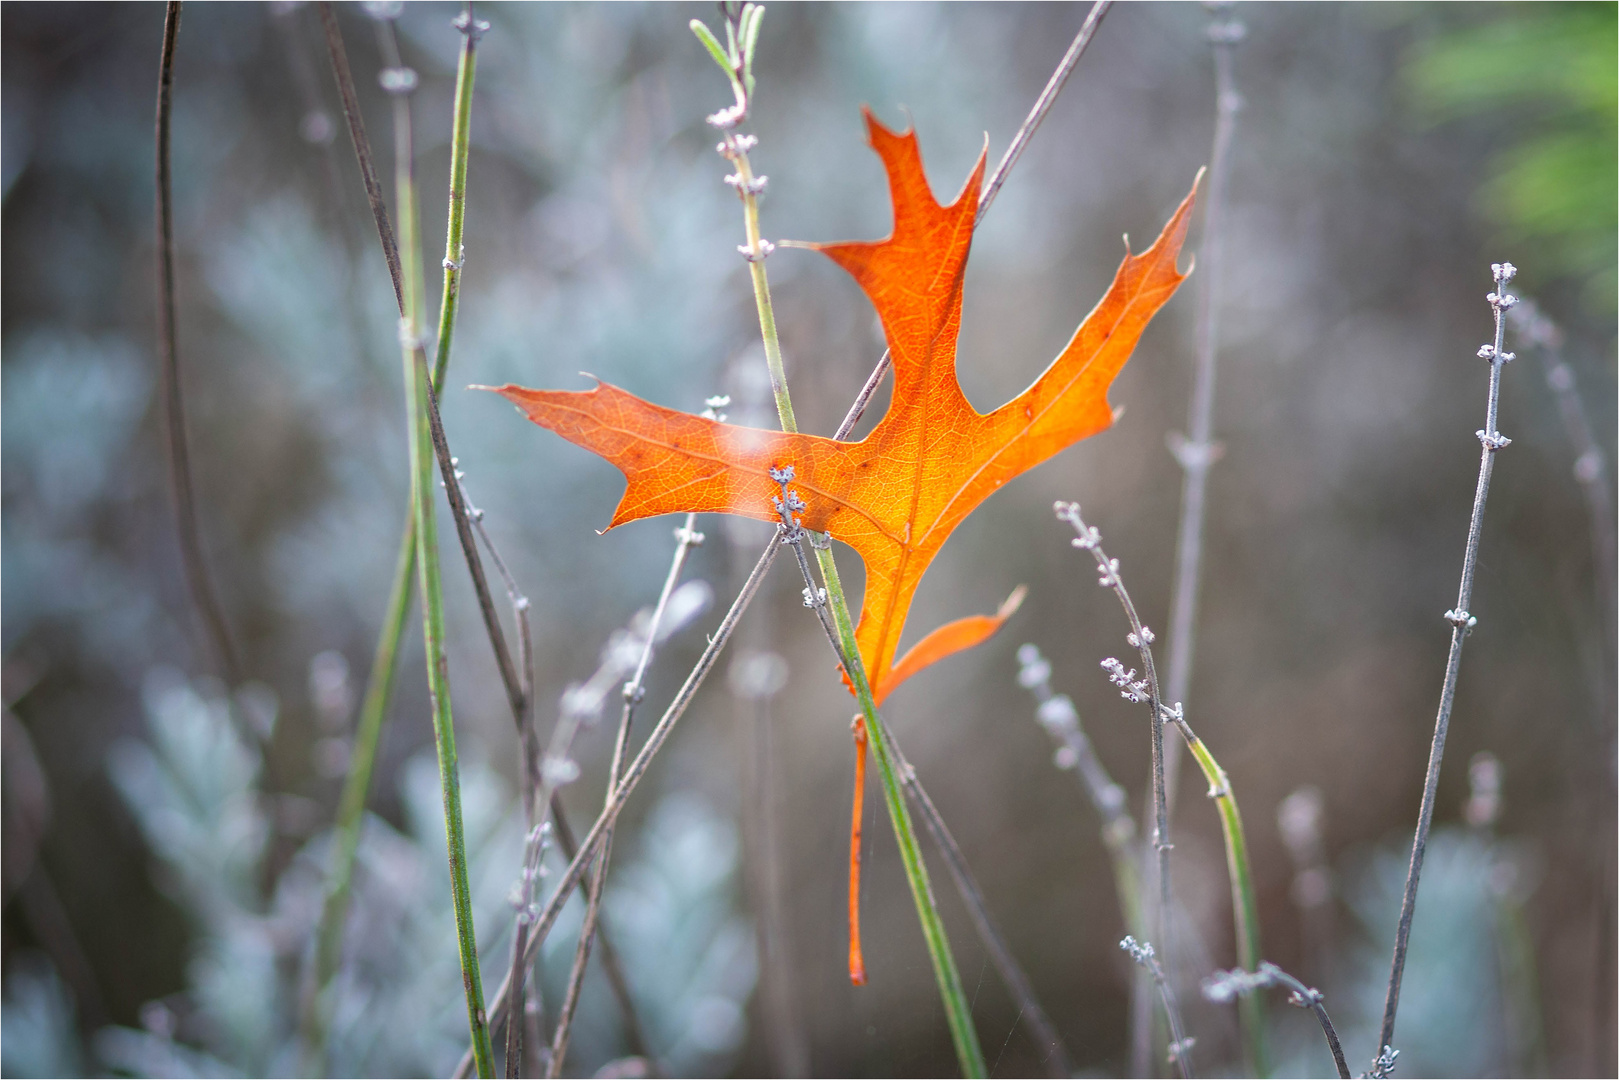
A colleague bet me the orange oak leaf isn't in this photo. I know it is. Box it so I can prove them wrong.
[487,111,1197,708]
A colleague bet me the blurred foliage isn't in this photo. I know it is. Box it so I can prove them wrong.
[1404,3,1618,315]
[1,671,754,1077]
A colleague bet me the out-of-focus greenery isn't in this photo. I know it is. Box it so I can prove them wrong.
[0,670,756,1078]
[1404,3,1618,314]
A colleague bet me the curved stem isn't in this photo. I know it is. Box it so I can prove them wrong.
[1173,713,1267,1074]
[156,1,242,687]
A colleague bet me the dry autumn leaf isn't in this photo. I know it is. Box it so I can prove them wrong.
[487,110,1197,706]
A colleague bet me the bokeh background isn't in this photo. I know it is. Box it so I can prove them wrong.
[2,3,1614,1077]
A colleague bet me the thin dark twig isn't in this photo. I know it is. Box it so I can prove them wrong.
[833,0,1112,441]
[1055,501,1177,1062]
[1121,936,1193,1079]
[1378,263,1519,1062]
[156,0,242,687]
[459,475,539,819]
[549,513,704,1077]
[459,539,781,1079]
[455,467,541,1080]
[977,0,1112,222]
[1203,963,1348,1079]
[546,803,648,1061]
[889,739,1075,1078]
[1151,6,1243,1065]
[317,0,404,314]
[422,374,525,726]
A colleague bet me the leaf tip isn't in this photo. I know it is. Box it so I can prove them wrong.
[998,584,1028,619]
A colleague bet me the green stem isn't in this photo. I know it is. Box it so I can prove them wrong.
[395,29,492,1076]
[304,512,415,1066]
[728,133,984,1080]
[818,551,987,1077]
[1177,718,1267,1076]
[433,10,479,388]
[733,151,798,434]
[307,9,488,1073]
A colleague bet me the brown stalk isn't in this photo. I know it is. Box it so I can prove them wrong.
[156,1,241,687]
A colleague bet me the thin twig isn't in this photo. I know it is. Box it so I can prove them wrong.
[889,740,1076,1078]
[1377,263,1519,1062]
[1121,936,1193,1079]
[1203,962,1349,1079]
[1054,501,1176,1040]
[1152,7,1244,1067]
[317,1,404,313]
[1162,2,1245,790]
[494,576,711,1071]
[977,0,1112,222]
[457,474,538,820]
[548,512,706,1077]
[548,805,648,1062]
[423,382,527,726]
[155,0,242,687]
[1055,500,1271,1076]
[458,540,781,1079]
[834,0,1113,440]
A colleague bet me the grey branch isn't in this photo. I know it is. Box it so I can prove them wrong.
[1203,962,1348,1078]
[1377,263,1518,1060]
